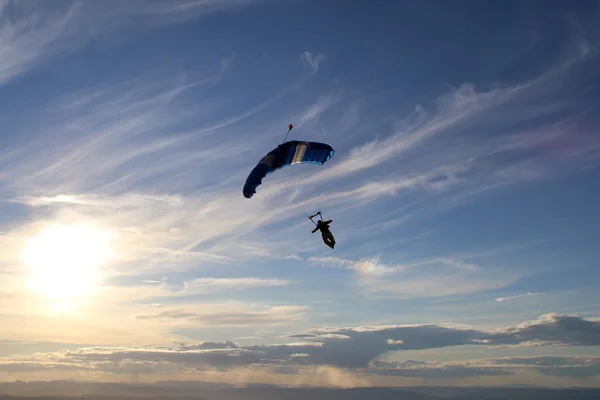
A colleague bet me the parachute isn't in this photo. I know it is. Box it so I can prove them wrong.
[243,140,335,199]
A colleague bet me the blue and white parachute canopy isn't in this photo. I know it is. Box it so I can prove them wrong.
[243,140,335,199]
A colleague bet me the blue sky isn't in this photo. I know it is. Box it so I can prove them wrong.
[1,0,600,388]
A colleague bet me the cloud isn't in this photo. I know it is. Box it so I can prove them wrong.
[296,94,341,128]
[496,292,544,302]
[0,7,599,390]
[134,0,256,18]
[0,1,257,87]
[298,83,528,186]
[490,313,600,347]
[106,277,293,300]
[0,62,357,274]
[369,356,600,380]
[0,268,305,345]
[281,46,600,211]
[136,304,307,328]
[1,75,224,194]
[221,50,236,71]
[182,277,291,291]
[202,64,600,264]
[386,339,404,345]
[0,0,82,85]
[2,314,600,385]
[3,29,598,279]
[301,51,327,73]
[274,313,600,368]
[493,356,600,378]
[308,255,521,299]
[368,360,512,379]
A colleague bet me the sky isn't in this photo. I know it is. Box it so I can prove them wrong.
[1,0,600,389]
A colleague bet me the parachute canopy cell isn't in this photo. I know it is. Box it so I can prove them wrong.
[243,140,335,199]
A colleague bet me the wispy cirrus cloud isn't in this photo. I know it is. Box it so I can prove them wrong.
[183,277,291,290]
[123,277,292,298]
[301,51,327,73]
[228,46,600,251]
[0,0,82,85]
[220,50,236,71]
[0,0,258,87]
[295,93,342,129]
[496,292,544,303]
[308,255,523,299]
[136,303,307,328]
[3,30,597,278]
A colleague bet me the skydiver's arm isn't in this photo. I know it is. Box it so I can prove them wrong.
[324,220,332,224]
[312,227,318,233]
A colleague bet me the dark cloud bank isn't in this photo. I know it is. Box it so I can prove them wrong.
[2,313,600,382]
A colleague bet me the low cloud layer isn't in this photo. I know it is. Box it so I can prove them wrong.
[369,356,600,380]
[2,313,599,384]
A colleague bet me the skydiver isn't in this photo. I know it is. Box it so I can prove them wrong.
[312,218,336,249]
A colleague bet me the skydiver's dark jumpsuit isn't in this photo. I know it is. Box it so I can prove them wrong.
[312,219,335,249]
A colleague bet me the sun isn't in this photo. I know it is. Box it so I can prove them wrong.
[22,222,114,300]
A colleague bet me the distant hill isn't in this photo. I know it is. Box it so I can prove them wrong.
[204,387,439,400]
[454,387,600,400]
[1,381,600,400]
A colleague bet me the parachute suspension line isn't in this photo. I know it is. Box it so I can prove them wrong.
[308,211,323,225]
[281,123,294,144]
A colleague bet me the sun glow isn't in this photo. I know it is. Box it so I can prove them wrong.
[22,222,114,300]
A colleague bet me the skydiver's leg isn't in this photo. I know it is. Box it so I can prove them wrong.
[321,232,330,247]
[322,231,335,249]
